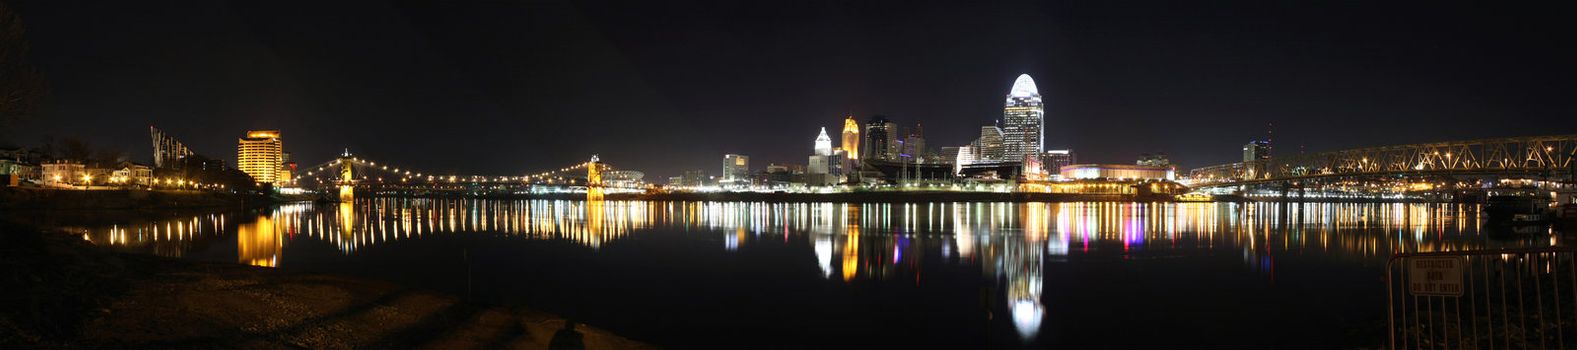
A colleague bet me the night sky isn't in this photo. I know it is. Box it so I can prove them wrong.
[7,1,1576,178]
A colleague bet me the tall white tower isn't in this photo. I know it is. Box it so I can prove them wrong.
[814,127,833,156]
[1002,74,1044,163]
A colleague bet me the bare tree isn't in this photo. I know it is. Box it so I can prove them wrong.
[0,1,46,131]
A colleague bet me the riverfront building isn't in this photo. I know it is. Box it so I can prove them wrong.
[1060,164,1176,181]
[238,130,283,185]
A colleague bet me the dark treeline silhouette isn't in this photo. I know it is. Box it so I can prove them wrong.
[0,1,46,138]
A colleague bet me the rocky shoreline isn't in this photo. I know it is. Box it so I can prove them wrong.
[0,221,651,349]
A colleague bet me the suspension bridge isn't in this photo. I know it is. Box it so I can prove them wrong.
[293,151,639,196]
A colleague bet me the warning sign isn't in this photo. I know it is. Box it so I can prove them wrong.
[1408,257,1464,297]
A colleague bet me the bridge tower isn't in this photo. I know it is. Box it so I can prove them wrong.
[587,155,604,200]
[337,152,355,202]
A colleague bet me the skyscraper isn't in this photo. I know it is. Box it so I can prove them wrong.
[814,127,833,156]
[237,130,283,185]
[862,116,897,161]
[976,125,1004,162]
[840,116,860,161]
[809,128,832,184]
[1002,74,1045,163]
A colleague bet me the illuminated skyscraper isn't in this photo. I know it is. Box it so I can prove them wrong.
[814,127,833,156]
[1002,74,1044,162]
[840,116,860,160]
[809,128,835,185]
[237,130,283,185]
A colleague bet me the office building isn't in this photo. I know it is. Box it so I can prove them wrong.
[682,169,707,187]
[723,154,749,186]
[1002,74,1045,162]
[808,154,829,174]
[975,125,1004,162]
[902,123,925,161]
[238,130,283,185]
[954,145,976,174]
[840,116,860,161]
[1243,140,1272,162]
[1042,150,1076,175]
[863,116,897,161]
[1137,153,1170,167]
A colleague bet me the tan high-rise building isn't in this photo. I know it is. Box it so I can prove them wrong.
[840,116,860,160]
[238,130,283,185]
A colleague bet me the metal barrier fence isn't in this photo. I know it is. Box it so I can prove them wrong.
[1388,248,1577,349]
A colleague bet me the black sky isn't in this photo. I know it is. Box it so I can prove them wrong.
[7,0,1576,177]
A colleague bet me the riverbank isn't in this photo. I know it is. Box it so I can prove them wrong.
[0,221,651,349]
[0,188,319,211]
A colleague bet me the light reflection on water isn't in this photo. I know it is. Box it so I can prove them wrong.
[70,199,1562,344]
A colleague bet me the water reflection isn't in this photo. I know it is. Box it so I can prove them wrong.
[74,200,1562,342]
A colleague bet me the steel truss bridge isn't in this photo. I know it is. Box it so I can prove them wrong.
[1187,135,1577,192]
[293,152,636,194]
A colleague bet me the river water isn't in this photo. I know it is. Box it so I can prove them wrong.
[34,199,1571,348]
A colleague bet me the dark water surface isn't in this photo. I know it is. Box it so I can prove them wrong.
[33,199,1571,348]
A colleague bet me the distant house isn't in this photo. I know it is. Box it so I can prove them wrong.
[113,162,154,187]
[85,167,114,186]
[0,159,38,186]
[41,161,86,187]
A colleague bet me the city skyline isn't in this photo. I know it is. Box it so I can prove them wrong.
[5,1,1577,178]
[6,2,1577,348]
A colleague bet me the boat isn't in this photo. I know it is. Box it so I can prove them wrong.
[1174,192,1214,202]
[1484,194,1552,225]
